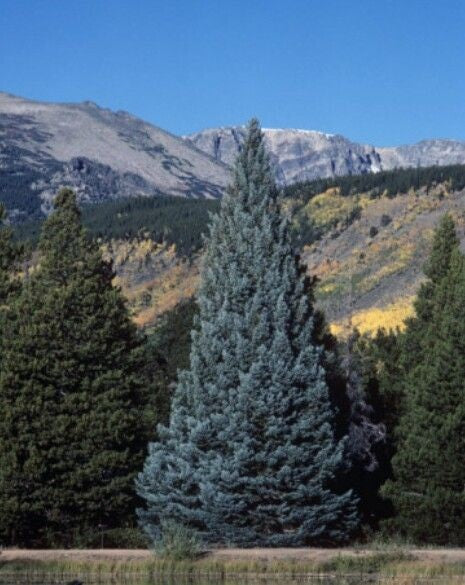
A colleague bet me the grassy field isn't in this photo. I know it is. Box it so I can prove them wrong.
[1,547,465,581]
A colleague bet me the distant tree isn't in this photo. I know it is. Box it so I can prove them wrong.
[336,331,388,526]
[0,205,21,305]
[137,119,358,547]
[345,328,405,525]
[0,189,154,546]
[410,214,458,327]
[390,214,459,434]
[358,328,404,444]
[144,298,198,425]
[380,214,392,227]
[382,247,465,544]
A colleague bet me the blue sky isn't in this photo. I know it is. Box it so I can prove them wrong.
[1,0,464,145]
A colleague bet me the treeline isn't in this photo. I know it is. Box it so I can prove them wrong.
[82,196,220,256]
[0,121,464,548]
[13,163,465,258]
[15,195,221,257]
[285,163,465,201]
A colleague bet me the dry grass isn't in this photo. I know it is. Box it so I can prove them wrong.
[2,547,465,580]
[101,238,200,328]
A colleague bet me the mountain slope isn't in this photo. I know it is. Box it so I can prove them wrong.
[0,92,230,220]
[186,127,465,185]
[107,178,465,335]
[16,164,465,335]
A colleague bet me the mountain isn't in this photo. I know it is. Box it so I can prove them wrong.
[0,92,230,220]
[186,127,465,185]
[3,91,465,223]
[5,91,465,335]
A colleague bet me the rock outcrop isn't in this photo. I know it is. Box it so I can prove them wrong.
[186,127,465,185]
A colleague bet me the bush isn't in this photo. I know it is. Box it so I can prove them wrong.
[318,551,413,574]
[155,521,201,560]
[380,214,392,227]
[369,226,379,238]
[102,527,150,548]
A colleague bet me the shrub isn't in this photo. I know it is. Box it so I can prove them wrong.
[154,521,201,560]
[380,214,392,227]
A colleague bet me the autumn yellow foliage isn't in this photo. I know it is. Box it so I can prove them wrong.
[331,297,415,337]
[302,188,360,230]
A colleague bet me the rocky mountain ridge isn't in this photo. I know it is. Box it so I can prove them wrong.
[186,127,465,185]
[0,92,229,220]
[2,91,465,222]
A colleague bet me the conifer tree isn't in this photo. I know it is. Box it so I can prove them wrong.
[402,214,459,367]
[382,246,465,544]
[336,331,388,525]
[0,204,21,308]
[0,189,151,546]
[0,204,22,350]
[0,206,22,544]
[137,119,358,546]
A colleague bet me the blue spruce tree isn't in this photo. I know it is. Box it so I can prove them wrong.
[137,119,358,546]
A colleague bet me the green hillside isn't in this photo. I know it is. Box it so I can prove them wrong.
[12,164,465,334]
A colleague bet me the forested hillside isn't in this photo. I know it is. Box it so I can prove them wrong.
[14,163,465,334]
[15,195,220,256]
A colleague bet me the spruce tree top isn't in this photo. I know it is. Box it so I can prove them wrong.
[0,204,21,304]
[423,214,459,283]
[404,214,460,357]
[38,188,113,285]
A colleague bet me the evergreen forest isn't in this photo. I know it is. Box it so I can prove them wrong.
[0,120,465,547]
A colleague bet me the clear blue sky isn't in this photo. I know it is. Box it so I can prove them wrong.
[1,0,464,145]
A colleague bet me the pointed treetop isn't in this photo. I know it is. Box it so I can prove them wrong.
[229,117,276,207]
[237,118,267,168]
[53,187,77,210]
[244,117,262,149]
[424,213,459,283]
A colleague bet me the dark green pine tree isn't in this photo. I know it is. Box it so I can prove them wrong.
[0,204,22,319]
[144,297,197,426]
[401,214,459,368]
[346,328,404,525]
[382,246,465,544]
[137,119,358,546]
[0,189,151,546]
